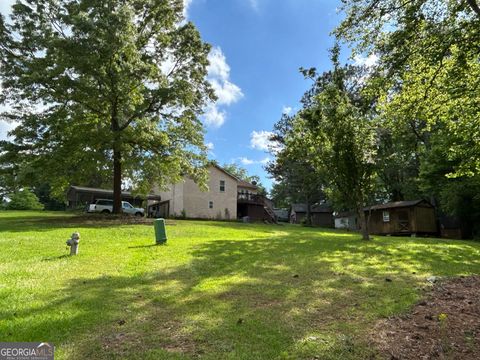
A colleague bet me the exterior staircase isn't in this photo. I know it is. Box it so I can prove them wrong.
[263,204,278,224]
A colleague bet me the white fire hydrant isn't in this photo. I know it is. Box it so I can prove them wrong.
[66,232,80,255]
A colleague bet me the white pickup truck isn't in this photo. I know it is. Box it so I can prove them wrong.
[87,199,145,217]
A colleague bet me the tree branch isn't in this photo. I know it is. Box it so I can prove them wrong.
[466,0,480,17]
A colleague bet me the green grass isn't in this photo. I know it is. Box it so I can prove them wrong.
[1,211,480,359]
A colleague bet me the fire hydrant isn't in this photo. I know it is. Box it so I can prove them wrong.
[66,232,80,255]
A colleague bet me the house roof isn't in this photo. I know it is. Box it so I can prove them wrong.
[211,163,258,189]
[365,199,431,211]
[237,179,258,189]
[291,203,333,213]
[68,186,161,200]
[211,163,240,182]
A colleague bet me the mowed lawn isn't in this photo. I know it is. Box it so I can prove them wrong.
[1,211,480,359]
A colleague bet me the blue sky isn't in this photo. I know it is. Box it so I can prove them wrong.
[189,0,343,190]
[0,0,349,191]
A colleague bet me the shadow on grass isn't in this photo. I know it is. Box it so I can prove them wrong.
[128,244,165,249]
[2,224,480,359]
[42,254,71,261]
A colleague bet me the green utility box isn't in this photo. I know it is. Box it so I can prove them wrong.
[154,218,167,244]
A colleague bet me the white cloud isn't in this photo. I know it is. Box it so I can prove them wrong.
[183,0,194,18]
[207,47,244,106]
[0,0,15,16]
[353,53,379,68]
[203,104,226,128]
[205,142,214,151]
[282,106,292,115]
[209,79,243,106]
[250,130,282,153]
[237,156,270,166]
[239,157,254,165]
[207,47,231,80]
[202,47,243,128]
[250,130,274,151]
[259,157,270,164]
[0,120,17,141]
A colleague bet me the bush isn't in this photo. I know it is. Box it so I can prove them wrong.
[6,189,44,210]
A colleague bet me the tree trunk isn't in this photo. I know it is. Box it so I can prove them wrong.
[466,0,480,18]
[357,205,370,240]
[306,199,312,226]
[111,108,122,214]
[113,148,122,214]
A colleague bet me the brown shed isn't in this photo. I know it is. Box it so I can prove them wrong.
[365,200,437,236]
[290,204,334,227]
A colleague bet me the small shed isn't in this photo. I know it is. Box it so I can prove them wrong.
[290,204,334,227]
[67,186,161,209]
[334,211,359,231]
[147,200,170,218]
[365,200,437,236]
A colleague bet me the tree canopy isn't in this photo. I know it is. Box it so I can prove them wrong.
[332,0,480,236]
[0,0,215,212]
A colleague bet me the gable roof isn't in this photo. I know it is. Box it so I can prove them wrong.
[211,163,258,189]
[237,179,258,190]
[68,186,161,200]
[365,200,431,211]
[291,203,333,213]
[211,163,240,182]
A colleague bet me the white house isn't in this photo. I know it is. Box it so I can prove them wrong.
[154,164,240,220]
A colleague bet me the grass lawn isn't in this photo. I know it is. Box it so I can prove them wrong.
[1,211,480,359]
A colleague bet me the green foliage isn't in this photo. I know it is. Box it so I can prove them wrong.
[303,53,377,239]
[270,48,377,236]
[0,0,214,207]
[266,113,327,221]
[6,189,44,210]
[33,183,66,211]
[269,181,291,208]
[335,0,480,236]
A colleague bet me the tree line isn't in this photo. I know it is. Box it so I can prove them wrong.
[268,0,480,239]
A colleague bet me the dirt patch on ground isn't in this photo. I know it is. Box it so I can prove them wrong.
[372,276,480,359]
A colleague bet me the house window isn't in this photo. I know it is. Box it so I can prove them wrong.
[383,211,390,222]
[209,201,213,209]
[219,180,225,192]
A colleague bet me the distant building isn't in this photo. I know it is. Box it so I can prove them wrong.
[290,204,334,227]
[154,164,276,222]
[66,186,160,209]
[334,211,359,231]
[365,200,437,236]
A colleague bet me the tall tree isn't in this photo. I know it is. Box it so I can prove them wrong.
[0,0,215,213]
[300,47,378,239]
[267,114,327,225]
